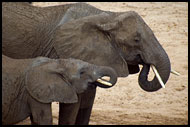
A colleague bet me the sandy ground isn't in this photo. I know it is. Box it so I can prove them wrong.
[17,2,188,125]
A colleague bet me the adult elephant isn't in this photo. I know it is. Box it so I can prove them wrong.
[3,2,171,125]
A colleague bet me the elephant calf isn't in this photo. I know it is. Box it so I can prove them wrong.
[2,55,117,125]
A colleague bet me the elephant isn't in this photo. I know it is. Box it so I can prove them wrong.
[2,55,117,125]
[2,2,172,125]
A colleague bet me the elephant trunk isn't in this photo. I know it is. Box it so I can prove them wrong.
[94,66,118,88]
[138,48,171,92]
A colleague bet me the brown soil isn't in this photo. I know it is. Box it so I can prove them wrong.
[17,2,188,125]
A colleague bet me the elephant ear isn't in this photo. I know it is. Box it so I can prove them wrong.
[53,14,130,77]
[25,63,78,104]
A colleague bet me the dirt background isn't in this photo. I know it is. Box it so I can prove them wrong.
[18,2,188,125]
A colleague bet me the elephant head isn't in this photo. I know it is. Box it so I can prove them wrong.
[25,57,117,103]
[54,11,171,92]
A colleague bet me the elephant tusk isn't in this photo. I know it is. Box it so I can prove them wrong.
[96,78,112,86]
[171,69,181,76]
[151,65,165,88]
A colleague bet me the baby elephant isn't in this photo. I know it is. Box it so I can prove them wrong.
[2,55,117,125]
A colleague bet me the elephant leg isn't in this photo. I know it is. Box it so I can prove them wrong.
[75,104,94,125]
[75,88,96,125]
[30,115,37,125]
[28,96,52,125]
[58,95,82,125]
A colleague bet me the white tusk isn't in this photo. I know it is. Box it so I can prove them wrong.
[96,79,112,86]
[171,69,180,76]
[151,65,165,88]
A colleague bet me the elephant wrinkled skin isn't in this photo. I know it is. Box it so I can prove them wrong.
[2,2,171,125]
[2,55,117,125]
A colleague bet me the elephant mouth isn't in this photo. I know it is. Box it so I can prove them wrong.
[94,78,114,88]
[126,54,144,74]
[87,76,116,89]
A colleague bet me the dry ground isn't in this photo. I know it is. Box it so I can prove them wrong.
[17,2,188,125]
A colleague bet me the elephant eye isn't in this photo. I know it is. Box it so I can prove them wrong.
[134,33,141,43]
[134,36,140,42]
[80,71,85,75]
[79,68,87,75]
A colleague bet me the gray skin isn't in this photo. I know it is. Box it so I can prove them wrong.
[2,2,171,125]
[2,55,117,125]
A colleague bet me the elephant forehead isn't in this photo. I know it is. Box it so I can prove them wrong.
[31,57,51,67]
[65,58,90,69]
